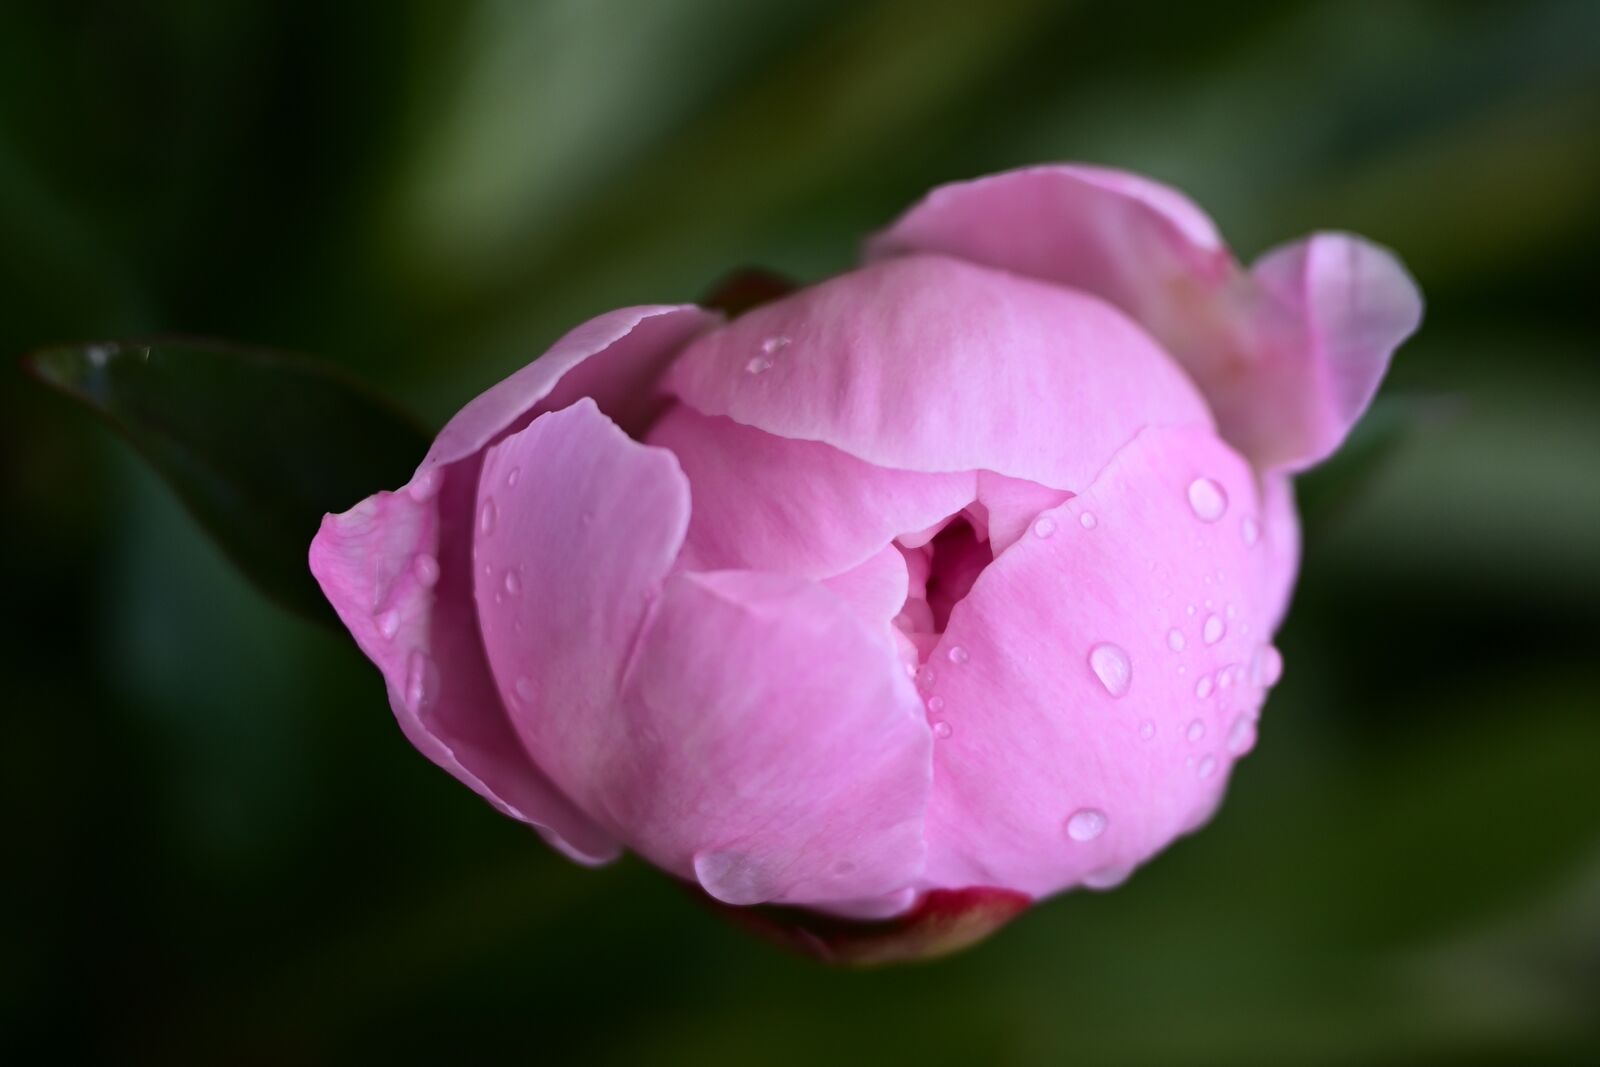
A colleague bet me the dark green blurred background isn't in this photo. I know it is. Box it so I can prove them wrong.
[4,1,1597,1063]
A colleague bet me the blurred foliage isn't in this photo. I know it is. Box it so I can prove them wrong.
[2,0,1597,1063]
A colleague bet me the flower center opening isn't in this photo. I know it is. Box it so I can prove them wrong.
[893,515,994,655]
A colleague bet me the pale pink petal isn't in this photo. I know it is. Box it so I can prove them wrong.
[646,403,977,577]
[974,472,1074,554]
[866,165,1420,470]
[310,464,618,863]
[472,399,690,841]
[917,426,1280,898]
[613,570,932,908]
[664,254,1212,488]
[820,545,912,627]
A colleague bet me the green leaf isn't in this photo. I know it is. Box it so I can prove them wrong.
[24,338,429,624]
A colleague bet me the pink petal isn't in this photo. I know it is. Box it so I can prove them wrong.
[309,463,619,864]
[471,399,691,842]
[663,254,1212,488]
[612,570,932,908]
[646,403,977,577]
[420,304,719,475]
[974,472,1074,554]
[917,425,1284,899]
[866,165,1420,471]
[820,544,912,627]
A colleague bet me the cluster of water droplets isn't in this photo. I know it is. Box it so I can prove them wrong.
[743,335,791,375]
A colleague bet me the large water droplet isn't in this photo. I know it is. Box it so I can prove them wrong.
[478,497,497,535]
[693,851,768,905]
[761,335,791,355]
[1188,477,1228,522]
[377,608,401,640]
[926,695,946,714]
[1203,614,1226,645]
[413,553,440,588]
[1167,627,1187,652]
[1032,516,1057,539]
[1196,674,1215,699]
[1197,754,1218,779]
[1227,714,1256,754]
[1088,643,1132,697]
[1079,511,1098,530]
[1250,644,1285,687]
[946,645,969,664]
[1186,718,1206,743]
[1065,808,1108,842]
[503,569,522,596]
[932,720,953,739]
[404,650,438,711]
[514,676,535,703]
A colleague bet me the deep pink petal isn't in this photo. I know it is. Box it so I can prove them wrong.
[611,570,932,909]
[663,254,1212,488]
[866,165,1419,470]
[916,426,1287,898]
[309,465,618,863]
[472,399,691,842]
[646,403,977,577]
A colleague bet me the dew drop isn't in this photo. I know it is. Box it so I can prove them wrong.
[1083,866,1130,890]
[761,335,791,355]
[1202,614,1226,645]
[377,608,401,640]
[404,650,438,711]
[1186,718,1206,743]
[412,553,440,588]
[1227,714,1256,754]
[505,466,521,488]
[1079,511,1098,530]
[514,676,535,704]
[744,356,773,375]
[478,497,497,535]
[503,569,522,596]
[926,695,946,714]
[1167,627,1187,652]
[407,468,441,503]
[904,662,919,678]
[1196,674,1215,699]
[946,645,970,664]
[932,720,953,739]
[916,666,936,691]
[1218,666,1235,690]
[1242,516,1260,546]
[1065,808,1108,842]
[1250,644,1285,687]
[1088,643,1132,698]
[1197,754,1218,779]
[1186,604,1197,617]
[1139,719,1156,741]
[1032,516,1057,539]
[1187,477,1228,522]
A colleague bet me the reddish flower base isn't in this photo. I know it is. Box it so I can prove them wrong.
[692,886,1032,966]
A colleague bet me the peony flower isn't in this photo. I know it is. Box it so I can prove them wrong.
[310,164,1420,961]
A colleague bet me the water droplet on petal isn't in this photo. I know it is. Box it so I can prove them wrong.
[1139,719,1156,741]
[1088,643,1132,697]
[1032,516,1057,539]
[1196,674,1215,699]
[1066,808,1108,842]
[1079,511,1098,529]
[505,466,521,488]
[946,645,970,664]
[1251,644,1285,687]
[761,335,791,355]
[1242,516,1260,546]
[1225,603,1237,620]
[1197,755,1218,779]
[377,608,401,640]
[1083,866,1130,890]
[1218,666,1235,690]
[478,498,497,535]
[404,650,438,711]
[514,677,535,703]
[1186,718,1206,743]
[1186,604,1197,617]
[1187,477,1228,522]
[932,720,953,739]
[1167,627,1187,652]
[1203,614,1226,645]
[744,356,773,375]
[916,666,936,690]
[412,553,440,587]
[503,569,522,596]
[1227,714,1256,754]
[926,695,946,714]
[693,851,768,905]
[407,468,441,503]
[904,662,919,678]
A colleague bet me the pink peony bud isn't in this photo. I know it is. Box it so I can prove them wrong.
[310,164,1420,962]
